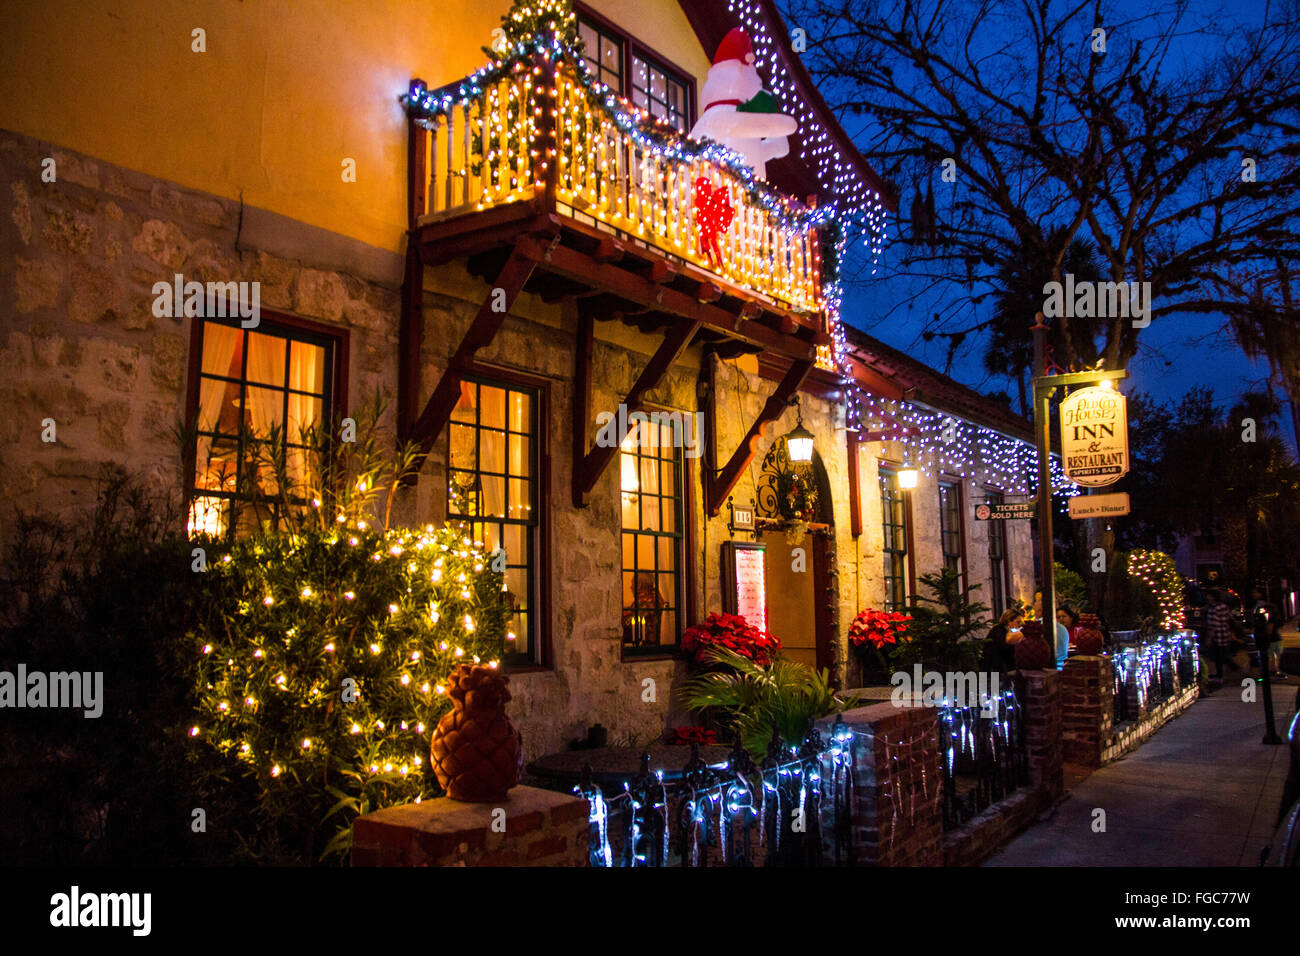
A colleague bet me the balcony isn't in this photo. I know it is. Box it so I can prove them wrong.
[403,57,828,350]
[399,53,838,515]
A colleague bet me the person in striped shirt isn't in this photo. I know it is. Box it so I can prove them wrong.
[1204,589,1232,679]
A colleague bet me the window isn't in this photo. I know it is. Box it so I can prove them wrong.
[620,414,685,653]
[879,467,909,612]
[631,54,689,132]
[939,480,963,577]
[576,7,693,132]
[189,317,336,538]
[987,491,1008,617]
[578,17,623,91]
[448,378,540,666]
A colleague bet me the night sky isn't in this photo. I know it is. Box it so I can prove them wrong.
[818,0,1297,452]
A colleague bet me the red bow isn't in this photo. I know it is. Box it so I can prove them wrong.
[693,178,734,266]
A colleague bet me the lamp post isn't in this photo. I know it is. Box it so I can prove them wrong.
[1030,313,1128,668]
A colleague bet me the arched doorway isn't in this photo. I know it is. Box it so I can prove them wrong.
[753,441,840,685]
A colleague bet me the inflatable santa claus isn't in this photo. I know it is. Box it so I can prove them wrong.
[689,28,797,181]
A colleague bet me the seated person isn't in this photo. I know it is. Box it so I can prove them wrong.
[983,608,1025,673]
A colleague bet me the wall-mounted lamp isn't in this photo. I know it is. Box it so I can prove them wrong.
[784,398,815,463]
[897,460,919,490]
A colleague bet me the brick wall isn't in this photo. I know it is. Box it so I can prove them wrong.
[824,703,943,866]
[1021,669,1064,800]
[352,785,589,866]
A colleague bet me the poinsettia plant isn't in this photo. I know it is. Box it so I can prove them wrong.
[681,612,781,667]
[848,607,913,650]
[666,726,719,746]
[848,606,912,680]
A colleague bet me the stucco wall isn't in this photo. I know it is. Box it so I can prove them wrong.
[0,0,710,255]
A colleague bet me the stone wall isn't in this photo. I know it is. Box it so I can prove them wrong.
[0,127,402,531]
[2,125,1039,772]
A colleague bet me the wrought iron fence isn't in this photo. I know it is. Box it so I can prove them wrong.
[576,718,855,867]
[1108,631,1200,726]
[937,687,1029,831]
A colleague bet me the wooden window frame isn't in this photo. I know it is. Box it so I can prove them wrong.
[618,401,697,662]
[573,1,696,130]
[877,464,914,613]
[183,310,349,537]
[449,361,553,672]
[938,477,967,586]
[985,487,1011,618]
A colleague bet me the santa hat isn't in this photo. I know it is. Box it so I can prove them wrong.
[712,28,755,67]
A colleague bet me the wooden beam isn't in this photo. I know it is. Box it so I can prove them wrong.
[705,358,813,516]
[572,306,594,508]
[847,427,862,538]
[408,238,544,467]
[398,240,423,443]
[572,318,702,506]
[542,243,814,360]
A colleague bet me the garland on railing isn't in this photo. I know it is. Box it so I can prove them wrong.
[401,34,835,238]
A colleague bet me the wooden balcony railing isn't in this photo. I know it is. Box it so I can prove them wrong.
[410,60,823,314]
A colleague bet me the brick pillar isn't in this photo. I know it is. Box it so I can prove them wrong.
[1020,670,1063,800]
[1060,656,1113,767]
[352,785,589,866]
[827,703,942,866]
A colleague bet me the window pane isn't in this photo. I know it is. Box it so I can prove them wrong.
[508,390,531,432]
[508,478,531,519]
[481,476,505,518]
[480,386,506,430]
[660,496,675,533]
[508,434,531,477]
[246,332,286,387]
[450,424,476,470]
[198,376,240,434]
[480,429,506,474]
[201,324,243,377]
[452,381,476,423]
[287,394,321,445]
[639,455,658,495]
[289,340,325,394]
[244,386,284,434]
[640,495,660,532]
[637,535,655,569]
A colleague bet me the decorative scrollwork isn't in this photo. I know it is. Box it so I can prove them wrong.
[754,438,818,523]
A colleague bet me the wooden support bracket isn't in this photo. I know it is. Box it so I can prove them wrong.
[407,237,545,471]
[704,358,813,516]
[572,315,701,507]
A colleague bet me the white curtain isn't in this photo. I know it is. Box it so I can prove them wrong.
[198,324,240,433]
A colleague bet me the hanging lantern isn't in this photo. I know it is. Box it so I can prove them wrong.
[783,400,815,462]
[898,460,919,489]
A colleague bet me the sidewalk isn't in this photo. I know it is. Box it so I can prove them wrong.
[985,681,1298,866]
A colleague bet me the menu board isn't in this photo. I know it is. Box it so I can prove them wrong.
[722,542,767,632]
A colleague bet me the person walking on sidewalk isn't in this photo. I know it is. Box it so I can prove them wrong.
[1205,589,1232,680]
[1250,586,1285,680]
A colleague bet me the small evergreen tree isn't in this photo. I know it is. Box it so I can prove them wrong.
[888,568,991,672]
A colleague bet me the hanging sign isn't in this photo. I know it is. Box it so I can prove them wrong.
[1068,491,1131,519]
[975,501,1036,520]
[722,541,767,632]
[1059,386,1129,487]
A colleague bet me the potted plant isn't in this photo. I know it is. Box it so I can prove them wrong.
[680,612,781,669]
[848,607,912,685]
[677,647,859,762]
